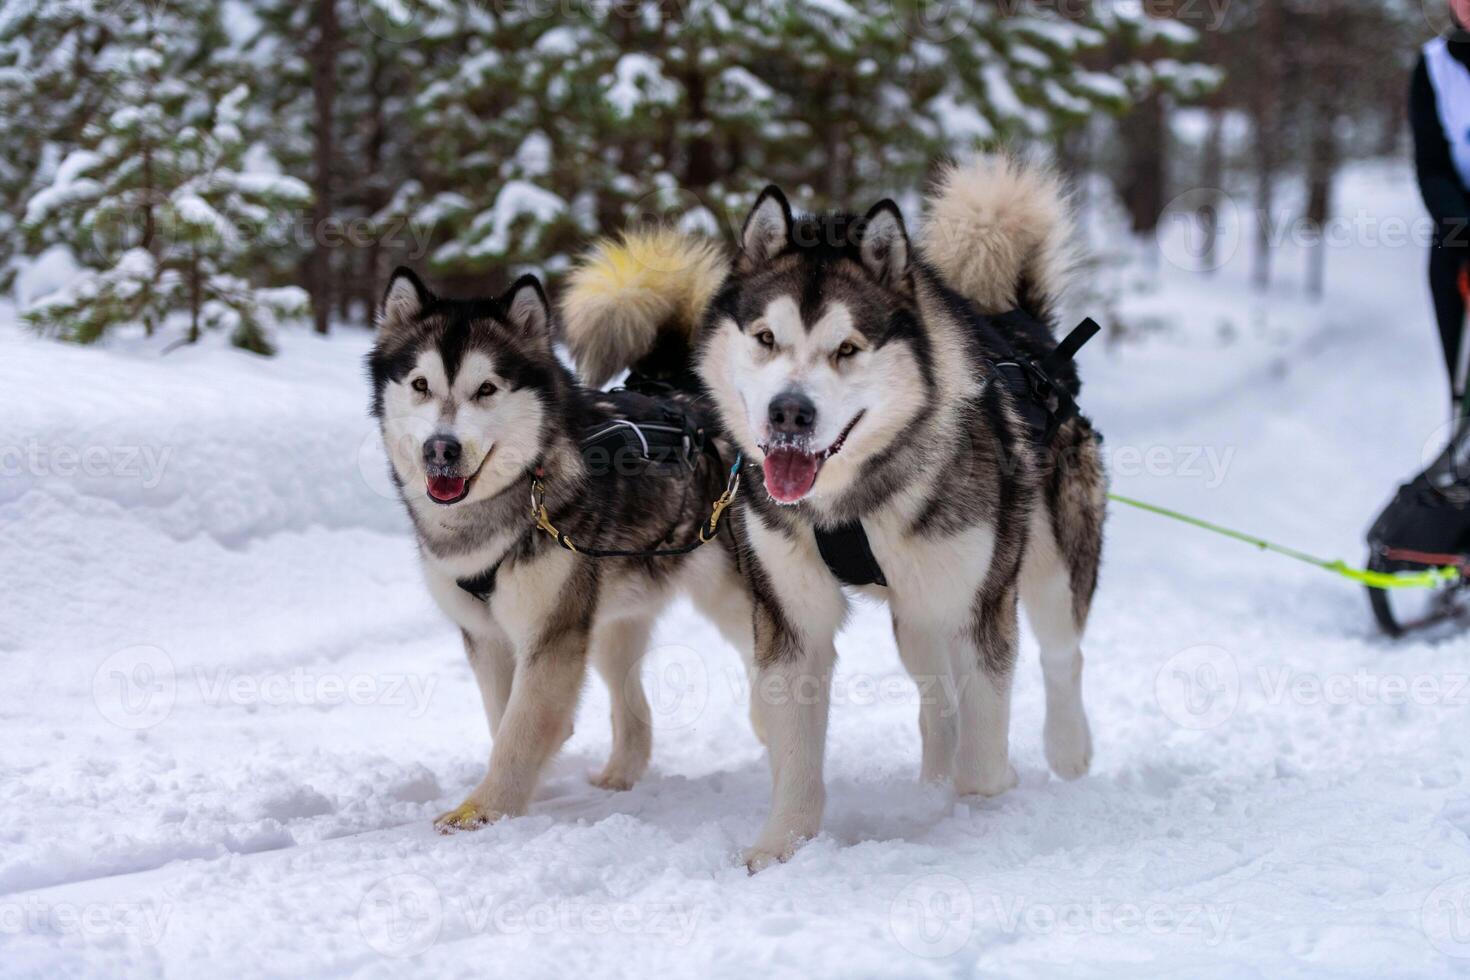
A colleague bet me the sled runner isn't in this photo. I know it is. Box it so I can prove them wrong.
[1364,416,1470,636]
[1364,266,1470,636]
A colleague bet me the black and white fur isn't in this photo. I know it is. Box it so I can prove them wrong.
[563,155,1106,871]
[368,269,751,833]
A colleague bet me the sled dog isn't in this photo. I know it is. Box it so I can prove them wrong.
[368,267,750,832]
[564,156,1106,870]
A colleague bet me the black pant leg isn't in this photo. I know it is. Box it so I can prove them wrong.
[1430,246,1467,404]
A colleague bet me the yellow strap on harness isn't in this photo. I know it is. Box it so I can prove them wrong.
[531,455,743,559]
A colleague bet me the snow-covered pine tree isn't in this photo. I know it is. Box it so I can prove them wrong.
[0,0,129,289]
[1098,3,1223,236]
[19,2,310,352]
[243,0,436,324]
[403,7,605,283]
[403,0,1217,283]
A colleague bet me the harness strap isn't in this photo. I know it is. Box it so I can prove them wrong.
[529,454,743,560]
[1035,316,1099,443]
[991,361,1050,439]
[458,453,741,600]
[814,520,888,587]
[457,560,502,601]
[994,316,1100,444]
[1039,317,1100,378]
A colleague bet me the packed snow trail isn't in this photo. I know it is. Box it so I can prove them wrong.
[3,165,1470,977]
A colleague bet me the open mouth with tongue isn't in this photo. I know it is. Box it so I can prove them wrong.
[761,411,864,504]
[425,451,490,506]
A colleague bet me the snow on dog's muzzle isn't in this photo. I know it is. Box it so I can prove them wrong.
[763,391,819,503]
[760,402,864,505]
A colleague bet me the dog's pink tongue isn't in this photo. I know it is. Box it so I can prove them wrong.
[427,475,466,502]
[763,447,819,503]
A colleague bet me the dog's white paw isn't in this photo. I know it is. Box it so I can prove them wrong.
[919,762,950,784]
[433,800,502,834]
[741,840,797,874]
[589,759,645,792]
[741,821,817,873]
[958,763,1019,799]
[1044,710,1093,780]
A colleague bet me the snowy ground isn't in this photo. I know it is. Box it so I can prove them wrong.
[4,164,1470,977]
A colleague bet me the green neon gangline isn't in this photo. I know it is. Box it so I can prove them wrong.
[1107,493,1462,590]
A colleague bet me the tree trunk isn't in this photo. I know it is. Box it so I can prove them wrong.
[188,252,201,344]
[1378,92,1407,157]
[338,255,354,321]
[140,141,155,337]
[1302,0,1341,300]
[140,143,155,253]
[1118,90,1168,237]
[360,43,388,322]
[308,0,339,335]
[1197,109,1224,276]
[1304,105,1338,300]
[1252,168,1274,291]
[1055,124,1092,211]
[683,68,718,191]
[1249,0,1285,292]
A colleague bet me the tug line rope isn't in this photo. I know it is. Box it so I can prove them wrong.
[1107,493,1463,590]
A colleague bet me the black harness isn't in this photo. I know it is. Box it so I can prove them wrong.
[812,316,1101,589]
[457,562,501,602]
[577,384,717,477]
[455,382,731,601]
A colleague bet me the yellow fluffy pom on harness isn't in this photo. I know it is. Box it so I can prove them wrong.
[560,228,727,387]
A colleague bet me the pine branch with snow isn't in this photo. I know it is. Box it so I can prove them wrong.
[401,1,1220,280]
[17,8,312,352]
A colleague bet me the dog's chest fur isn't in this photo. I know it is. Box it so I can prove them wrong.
[418,525,522,633]
[861,507,998,626]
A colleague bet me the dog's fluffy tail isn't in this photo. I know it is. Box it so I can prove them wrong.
[560,228,727,387]
[921,154,1076,324]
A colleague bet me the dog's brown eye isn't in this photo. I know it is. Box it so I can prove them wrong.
[836,341,859,358]
[411,377,429,394]
[755,329,776,349]
[476,381,498,399]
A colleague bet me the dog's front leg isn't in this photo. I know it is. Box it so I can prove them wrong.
[952,585,1020,798]
[462,626,515,738]
[435,632,589,833]
[743,617,837,873]
[891,613,960,784]
[738,518,845,872]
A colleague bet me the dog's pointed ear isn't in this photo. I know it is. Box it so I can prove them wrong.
[741,185,792,264]
[380,267,430,334]
[502,274,551,341]
[859,200,911,287]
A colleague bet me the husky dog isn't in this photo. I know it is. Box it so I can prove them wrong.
[368,267,750,833]
[565,156,1105,870]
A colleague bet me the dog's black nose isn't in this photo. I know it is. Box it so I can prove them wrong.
[423,435,462,467]
[768,391,817,438]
